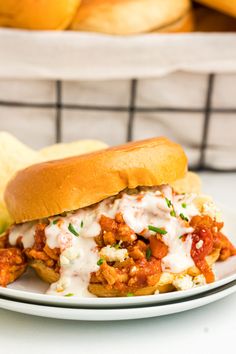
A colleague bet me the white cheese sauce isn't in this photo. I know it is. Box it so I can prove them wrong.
[8,222,36,248]
[47,236,99,297]
[8,185,206,297]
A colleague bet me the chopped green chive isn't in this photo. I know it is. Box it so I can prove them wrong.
[53,218,60,225]
[165,198,172,208]
[97,258,104,266]
[170,210,176,217]
[80,220,84,228]
[148,225,167,235]
[182,203,187,209]
[179,235,184,239]
[146,247,152,261]
[68,223,79,236]
[127,293,134,297]
[179,213,189,222]
[113,243,121,249]
[64,293,74,297]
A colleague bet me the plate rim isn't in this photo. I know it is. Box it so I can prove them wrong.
[1,203,236,309]
[1,280,236,321]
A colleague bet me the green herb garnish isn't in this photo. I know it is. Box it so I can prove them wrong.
[182,203,187,209]
[127,293,134,297]
[146,247,152,261]
[179,213,189,222]
[64,293,74,297]
[179,235,184,239]
[170,210,176,217]
[148,225,167,235]
[113,243,121,249]
[97,258,104,266]
[165,198,172,208]
[68,223,79,236]
[80,220,84,228]
[53,219,60,225]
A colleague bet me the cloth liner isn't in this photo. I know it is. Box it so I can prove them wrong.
[0,29,236,80]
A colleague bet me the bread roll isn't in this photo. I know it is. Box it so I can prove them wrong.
[194,0,236,18]
[152,9,194,33]
[194,4,236,32]
[70,0,192,35]
[0,0,81,30]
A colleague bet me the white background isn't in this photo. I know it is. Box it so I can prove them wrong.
[0,172,235,354]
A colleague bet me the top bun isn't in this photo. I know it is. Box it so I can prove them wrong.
[4,137,187,223]
[0,0,81,30]
[70,0,192,35]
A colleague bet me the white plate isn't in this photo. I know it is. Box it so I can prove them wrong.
[1,205,236,309]
[1,281,236,321]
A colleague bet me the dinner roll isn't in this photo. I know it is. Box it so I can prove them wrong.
[194,0,236,18]
[70,0,192,35]
[0,0,81,30]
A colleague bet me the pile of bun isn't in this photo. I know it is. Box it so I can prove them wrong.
[0,0,236,34]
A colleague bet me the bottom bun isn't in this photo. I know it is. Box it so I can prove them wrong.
[29,260,59,284]
[29,248,220,297]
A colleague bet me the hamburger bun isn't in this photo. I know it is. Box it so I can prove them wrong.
[194,4,236,32]
[70,0,192,35]
[29,247,220,296]
[151,9,194,33]
[194,0,236,18]
[0,0,81,30]
[4,137,187,223]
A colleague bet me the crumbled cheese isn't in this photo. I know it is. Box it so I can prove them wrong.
[173,274,194,291]
[158,272,174,286]
[202,201,222,222]
[130,266,137,275]
[56,277,71,292]
[196,240,204,249]
[60,255,70,266]
[63,246,79,260]
[100,245,128,262]
[193,274,206,286]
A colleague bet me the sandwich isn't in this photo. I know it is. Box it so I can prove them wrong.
[0,137,235,297]
[70,0,193,35]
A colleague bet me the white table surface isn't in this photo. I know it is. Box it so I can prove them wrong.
[0,172,235,354]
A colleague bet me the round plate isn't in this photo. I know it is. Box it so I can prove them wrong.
[1,280,236,321]
[1,205,236,309]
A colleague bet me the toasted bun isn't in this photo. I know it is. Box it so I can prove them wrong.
[194,0,236,18]
[0,0,81,30]
[4,137,187,223]
[70,0,192,35]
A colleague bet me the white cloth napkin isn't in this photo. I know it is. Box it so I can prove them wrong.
[1,29,236,80]
[0,29,236,170]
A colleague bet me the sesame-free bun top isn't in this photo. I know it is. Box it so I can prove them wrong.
[70,0,192,35]
[4,137,187,223]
